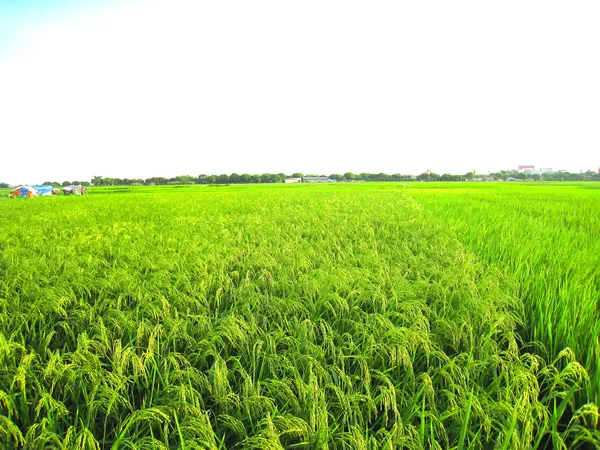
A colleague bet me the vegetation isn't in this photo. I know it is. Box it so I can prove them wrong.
[409,182,600,405]
[1,183,599,448]
[489,171,600,182]
[5,170,599,189]
[83,170,600,186]
[41,181,91,188]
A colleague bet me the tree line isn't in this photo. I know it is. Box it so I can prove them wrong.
[88,170,600,186]
[419,170,600,182]
[88,173,420,186]
[492,170,600,182]
[3,170,598,189]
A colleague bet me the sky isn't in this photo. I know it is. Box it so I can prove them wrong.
[0,0,598,184]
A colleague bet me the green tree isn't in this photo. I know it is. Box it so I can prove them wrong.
[261,173,283,183]
[176,175,193,184]
[229,173,242,184]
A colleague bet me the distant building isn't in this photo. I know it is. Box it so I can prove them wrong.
[301,176,333,183]
[517,165,535,173]
[516,166,554,175]
[284,178,302,183]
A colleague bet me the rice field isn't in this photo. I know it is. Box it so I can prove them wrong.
[1,183,599,449]
[408,183,600,405]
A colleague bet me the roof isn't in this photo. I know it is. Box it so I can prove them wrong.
[32,185,57,195]
[518,165,535,169]
[302,176,331,181]
[11,185,39,197]
[12,185,37,192]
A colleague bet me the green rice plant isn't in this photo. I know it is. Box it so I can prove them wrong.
[0,183,598,448]
[409,182,600,408]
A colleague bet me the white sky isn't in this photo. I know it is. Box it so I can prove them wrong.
[0,0,599,184]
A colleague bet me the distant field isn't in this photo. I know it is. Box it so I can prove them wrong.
[1,182,599,448]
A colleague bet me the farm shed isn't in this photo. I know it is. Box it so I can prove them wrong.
[63,185,87,196]
[32,185,59,196]
[10,186,40,198]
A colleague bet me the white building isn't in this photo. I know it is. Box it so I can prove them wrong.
[516,166,554,175]
[302,177,333,183]
[517,165,535,173]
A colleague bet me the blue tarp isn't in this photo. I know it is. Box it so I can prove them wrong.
[11,185,39,197]
[31,185,56,196]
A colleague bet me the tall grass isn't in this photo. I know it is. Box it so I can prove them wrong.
[0,184,598,448]
[409,182,600,408]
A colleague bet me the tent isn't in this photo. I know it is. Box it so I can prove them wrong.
[31,185,59,196]
[10,186,40,198]
[62,185,87,196]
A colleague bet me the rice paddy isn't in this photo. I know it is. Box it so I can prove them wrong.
[1,182,599,448]
[408,183,600,406]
